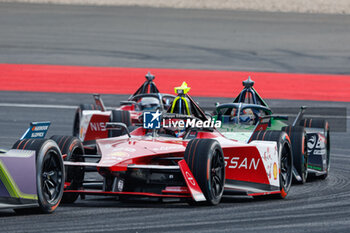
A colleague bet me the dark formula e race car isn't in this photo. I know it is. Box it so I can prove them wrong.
[0,122,64,213]
[214,77,330,184]
[52,82,295,206]
[73,72,175,147]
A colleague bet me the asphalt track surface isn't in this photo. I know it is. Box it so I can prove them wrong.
[0,3,350,233]
[1,2,350,74]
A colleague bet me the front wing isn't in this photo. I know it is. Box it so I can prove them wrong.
[0,150,38,209]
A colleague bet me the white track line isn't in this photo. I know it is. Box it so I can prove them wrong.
[0,103,119,110]
[0,103,349,119]
[332,153,349,158]
[0,103,76,109]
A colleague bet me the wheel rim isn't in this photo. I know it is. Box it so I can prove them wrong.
[280,143,292,190]
[210,149,225,199]
[42,150,63,204]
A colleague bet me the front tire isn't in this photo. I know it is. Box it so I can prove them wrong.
[184,139,225,205]
[50,136,84,203]
[250,131,293,199]
[282,126,308,184]
[12,139,64,213]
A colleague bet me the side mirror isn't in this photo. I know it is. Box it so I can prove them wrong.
[106,122,131,138]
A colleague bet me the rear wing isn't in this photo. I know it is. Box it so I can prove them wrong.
[93,94,106,112]
[20,121,51,140]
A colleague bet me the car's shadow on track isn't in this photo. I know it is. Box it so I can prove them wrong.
[0,210,16,217]
[61,195,261,209]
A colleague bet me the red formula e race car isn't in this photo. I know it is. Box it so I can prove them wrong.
[73,72,175,148]
[58,83,293,205]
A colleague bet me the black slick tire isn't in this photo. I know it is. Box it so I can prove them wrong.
[184,139,225,205]
[12,139,64,214]
[50,136,84,203]
[250,130,293,199]
[282,126,308,184]
[108,110,131,137]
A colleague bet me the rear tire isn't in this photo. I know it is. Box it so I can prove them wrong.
[12,139,64,213]
[184,139,225,205]
[50,136,84,203]
[73,103,101,137]
[282,126,308,184]
[108,110,131,137]
[250,131,293,199]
